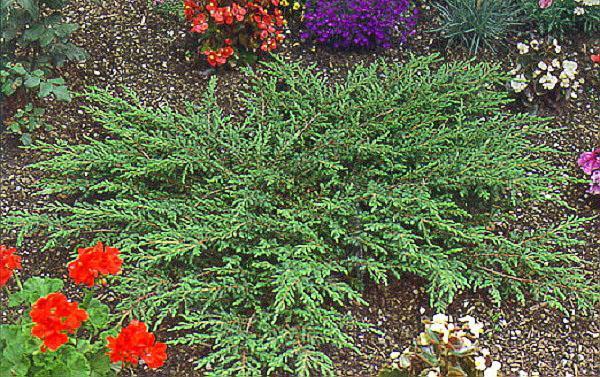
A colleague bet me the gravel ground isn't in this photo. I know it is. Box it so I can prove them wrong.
[1,1,599,376]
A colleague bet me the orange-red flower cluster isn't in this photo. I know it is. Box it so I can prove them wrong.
[184,0,285,67]
[592,54,600,64]
[107,320,167,369]
[0,245,22,287]
[68,242,123,287]
[30,292,88,351]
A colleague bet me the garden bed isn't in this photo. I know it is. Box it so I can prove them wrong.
[1,1,599,376]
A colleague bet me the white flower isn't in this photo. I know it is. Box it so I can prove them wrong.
[571,92,578,99]
[574,7,585,15]
[532,69,541,78]
[432,314,448,324]
[427,369,441,377]
[511,74,528,93]
[398,355,411,368]
[480,348,491,356]
[469,321,485,338]
[517,42,530,54]
[484,361,502,377]
[417,332,429,346]
[555,45,562,53]
[474,356,487,371]
[552,59,561,68]
[459,315,475,323]
[390,351,401,359]
[530,39,540,50]
[560,79,570,88]
[538,61,548,70]
[539,73,558,90]
[562,60,578,79]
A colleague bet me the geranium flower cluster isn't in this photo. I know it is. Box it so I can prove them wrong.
[184,0,285,67]
[68,242,123,287]
[0,245,22,287]
[107,320,168,368]
[30,292,89,351]
[509,38,584,101]
[387,314,501,377]
[301,0,418,49]
[3,243,168,370]
[578,149,600,195]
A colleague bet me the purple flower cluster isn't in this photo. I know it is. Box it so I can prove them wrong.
[577,149,600,195]
[301,0,418,49]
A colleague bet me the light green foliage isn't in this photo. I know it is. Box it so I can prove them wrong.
[433,0,524,53]
[3,55,598,376]
[518,0,600,34]
[0,277,116,377]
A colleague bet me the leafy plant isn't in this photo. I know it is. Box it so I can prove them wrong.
[1,0,85,144]
[149,0,184,19]
[3,104,48,145]
[518,0,600,34]
[0,276,117,377]
[3,55,598,376]
[0,62,71,100]
[0,244,167,376]
[577,149,600,195]
[433,0,524,53]
[379,314,501,377]
[302,0,418,49]
[1,0,87,67]
[508,37,584,106]
[184,0,286,67]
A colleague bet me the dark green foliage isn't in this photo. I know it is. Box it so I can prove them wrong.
[433,0,524,53]
[1,0,84,143]
[3,55,597,376]
[1,0,87,67]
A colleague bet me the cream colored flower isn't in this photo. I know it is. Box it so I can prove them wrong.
[574,7,585,15]
[530,39,540,50]
[432,314,448,324]
[538,61,548,70]
[474,356,487,371]
[512,76,530,92]
[484,361,502,377]
[539,73,558,90]
[517,42,529,54]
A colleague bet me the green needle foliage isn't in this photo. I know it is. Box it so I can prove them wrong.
[3,54,597,376]
[433,0,524,53]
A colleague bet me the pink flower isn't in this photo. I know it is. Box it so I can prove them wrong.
[577,149,600,175]
[539,0,553,8]
[589,170,600,195]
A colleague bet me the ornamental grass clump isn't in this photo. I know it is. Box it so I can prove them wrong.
[3,54,598,376]
[302,0,417,49]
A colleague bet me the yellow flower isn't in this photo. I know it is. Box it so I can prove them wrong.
[293,1,301,10]
[281,0,289,6]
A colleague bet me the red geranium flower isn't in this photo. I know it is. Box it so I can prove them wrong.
[30,292,88,351]
[0,245,22,287]
[68,242,123,287]
[592,54,600,64]
[107,320,167,369]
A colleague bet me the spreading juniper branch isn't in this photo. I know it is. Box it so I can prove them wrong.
[2,54,598,376]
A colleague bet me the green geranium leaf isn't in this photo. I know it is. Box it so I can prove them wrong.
[24,76,41,88]
[8,277,64,307]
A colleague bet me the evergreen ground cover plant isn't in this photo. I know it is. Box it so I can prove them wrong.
[3,54,598,376]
